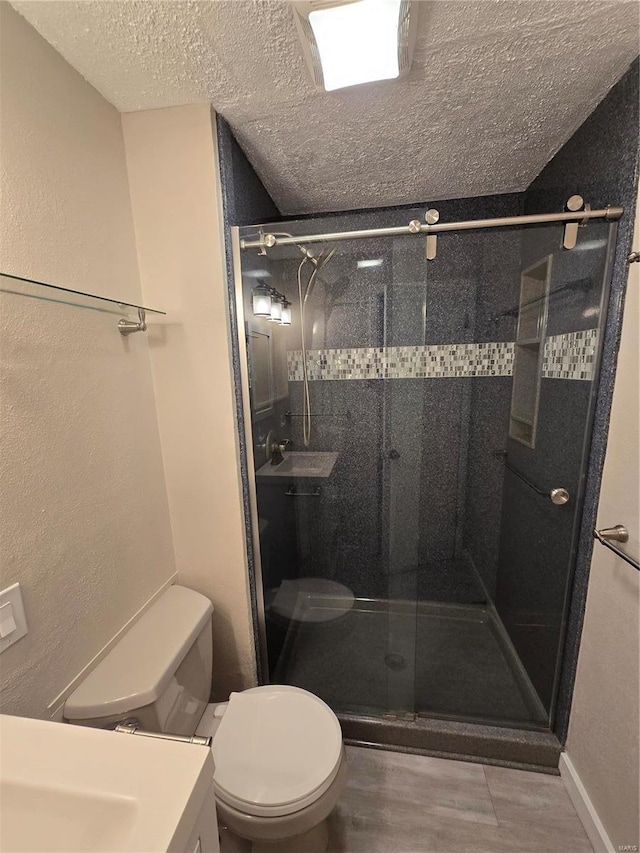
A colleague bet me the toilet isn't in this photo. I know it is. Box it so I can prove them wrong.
[63,584,347,853]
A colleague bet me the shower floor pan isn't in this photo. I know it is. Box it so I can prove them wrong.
[272,596,546,725]
[269,596,558,768]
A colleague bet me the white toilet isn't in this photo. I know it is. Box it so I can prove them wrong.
[63,585,347,853]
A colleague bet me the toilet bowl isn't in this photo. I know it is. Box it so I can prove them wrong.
[63,585,346,853]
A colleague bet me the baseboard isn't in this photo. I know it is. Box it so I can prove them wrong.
[559,752,615,853]
[47,573,178,720]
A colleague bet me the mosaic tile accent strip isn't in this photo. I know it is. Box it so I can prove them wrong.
[287,342,515,381]
[287,331,598,382]
[542,329,599,381]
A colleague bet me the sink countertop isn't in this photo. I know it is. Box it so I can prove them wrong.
[0,714,215,853]
[256,451,339,479]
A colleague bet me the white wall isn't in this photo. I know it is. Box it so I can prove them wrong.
[563,189,640,850]
[0,3,176,720]
[122,105,256,700]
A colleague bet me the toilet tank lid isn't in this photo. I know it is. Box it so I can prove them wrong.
[64,585,213,721]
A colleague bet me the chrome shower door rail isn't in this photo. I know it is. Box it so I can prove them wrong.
[240,206,624,250]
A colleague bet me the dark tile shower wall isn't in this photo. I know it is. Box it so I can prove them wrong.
[461,214,524,598]
[518,58,640,737]
[217,116,281,227]
[285,236,390,600]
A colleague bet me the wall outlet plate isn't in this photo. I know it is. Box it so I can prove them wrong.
[0,582,28,653]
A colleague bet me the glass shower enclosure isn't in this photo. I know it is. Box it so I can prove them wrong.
[232,209,616,732]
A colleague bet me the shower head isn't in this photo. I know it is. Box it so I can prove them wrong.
[311,247,336,270]
[303,247,336,304]
[297,244,336,271]
[265,232,335,272]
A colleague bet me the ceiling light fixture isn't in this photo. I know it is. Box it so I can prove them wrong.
[292,0,418,92]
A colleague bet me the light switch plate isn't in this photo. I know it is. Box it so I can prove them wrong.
[0,583,28,653]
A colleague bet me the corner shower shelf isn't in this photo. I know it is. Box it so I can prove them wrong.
[1,272,165,334]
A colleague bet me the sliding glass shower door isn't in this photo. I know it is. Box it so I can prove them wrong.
[235,211,615,731]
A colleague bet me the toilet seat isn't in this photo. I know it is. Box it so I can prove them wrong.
[211,685,343,818]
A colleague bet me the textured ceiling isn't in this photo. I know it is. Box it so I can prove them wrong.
[10,1,640,214]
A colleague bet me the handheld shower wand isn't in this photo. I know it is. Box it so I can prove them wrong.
[297,248,336,447]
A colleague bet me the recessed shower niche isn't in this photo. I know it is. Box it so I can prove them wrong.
[509,255,552,448]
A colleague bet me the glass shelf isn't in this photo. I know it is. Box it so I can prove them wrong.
[0,272,165,316]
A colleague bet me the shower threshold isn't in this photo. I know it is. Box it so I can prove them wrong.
[338,712,561,773]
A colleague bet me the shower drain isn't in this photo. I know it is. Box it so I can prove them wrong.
[384,652,407,671]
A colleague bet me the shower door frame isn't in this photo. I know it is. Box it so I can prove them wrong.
[230,227,271,683]
[228,205,628,758]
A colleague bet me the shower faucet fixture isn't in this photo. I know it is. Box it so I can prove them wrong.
[270,438,292,466]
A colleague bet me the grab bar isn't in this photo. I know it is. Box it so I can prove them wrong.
[593,526,640,571]
[285,486,321,497]
[500,454,570,505]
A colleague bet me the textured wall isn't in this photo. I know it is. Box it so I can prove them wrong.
[122,106,257,700]
[0,4,175,719]
[0,3,140,300]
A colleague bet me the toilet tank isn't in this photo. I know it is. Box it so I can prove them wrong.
[64,585,214,736]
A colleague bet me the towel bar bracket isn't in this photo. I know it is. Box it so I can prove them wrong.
[593,526,639,571]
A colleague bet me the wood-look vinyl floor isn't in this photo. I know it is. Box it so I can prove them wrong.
[326,746,593,853]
